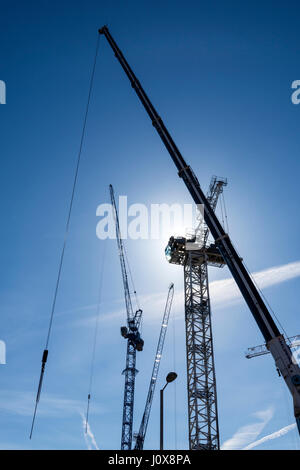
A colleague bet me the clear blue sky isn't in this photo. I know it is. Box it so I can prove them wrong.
[0,0,300,449]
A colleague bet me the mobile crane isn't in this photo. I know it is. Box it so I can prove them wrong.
[99,27,300,437]
[110,184,144,450]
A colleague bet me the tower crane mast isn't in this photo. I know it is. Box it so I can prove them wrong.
[100,27,300,436]
[134,283,174,450]
[166,176,227,449]
[110,184,144,450]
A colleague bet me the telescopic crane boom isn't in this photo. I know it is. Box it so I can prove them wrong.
[110,184,144,450]
[100,27,300,435]
[134,283,174,450]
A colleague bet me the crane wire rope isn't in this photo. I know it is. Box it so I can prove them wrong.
[123,243,143,334]
[219,194,225,231]
[217,188,289,342]
[239,251,291,344]
[123,244,141,311]
[30,34,100,439]
[230,243,291,345]
[221,191,230,234]
[85,243,106,433]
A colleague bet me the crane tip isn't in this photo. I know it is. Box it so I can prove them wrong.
[98,25,108,35]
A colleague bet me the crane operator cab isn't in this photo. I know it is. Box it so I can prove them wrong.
[120,325,144,352]
[165,235,189,265]
[165,235,226,268]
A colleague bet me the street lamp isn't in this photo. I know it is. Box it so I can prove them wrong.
[160,372,177,450]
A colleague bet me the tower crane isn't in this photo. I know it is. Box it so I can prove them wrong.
[134,283,174,450]
[99,27,300,437]
[165,176,227,449]
[245,335,300,359]
[110,184,144,450]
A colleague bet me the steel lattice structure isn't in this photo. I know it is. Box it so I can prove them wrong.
[121,338,138,448]
[245,334,300,359]
[110,185,144,450]
[166,176,227,449]
[134,284,174,450]
[184,252,219,449]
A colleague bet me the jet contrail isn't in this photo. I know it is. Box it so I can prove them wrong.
[221,407,273,450]
[243,423,297,450]
[80,412,99,450]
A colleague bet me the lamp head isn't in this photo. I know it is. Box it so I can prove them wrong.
[166,372,177,383]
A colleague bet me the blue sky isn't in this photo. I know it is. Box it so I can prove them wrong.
[0,0,300,449]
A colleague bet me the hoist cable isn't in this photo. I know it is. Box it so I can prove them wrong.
[220,189,290,343]
[123,244,140,311]
[219,186,288,340]
[30,34,100,439]
[219,194,225,230]
[85,244,106,432]
[241,258,291,345]
[221,192,229,234]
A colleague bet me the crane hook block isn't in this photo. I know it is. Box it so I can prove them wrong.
[42,349,48,364]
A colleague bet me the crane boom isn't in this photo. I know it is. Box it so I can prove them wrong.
[110,185,134,321]
[134,283,174,450]
[110,184,144,450]
[100,27,300,434]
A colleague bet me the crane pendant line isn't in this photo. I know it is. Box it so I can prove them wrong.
[30,34,100,439]
[98,26,300,435]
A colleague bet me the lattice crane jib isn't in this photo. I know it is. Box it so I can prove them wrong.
[134,284,174,450]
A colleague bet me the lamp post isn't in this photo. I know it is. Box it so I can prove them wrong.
[160,372,177,450]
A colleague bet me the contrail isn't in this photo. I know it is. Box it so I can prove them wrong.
[243,423,297,450]
[80,412,99,450]
[221,407,273,450]
[72,260,300,327]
